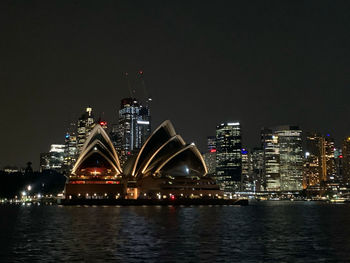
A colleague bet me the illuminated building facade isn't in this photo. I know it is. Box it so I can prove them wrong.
[303,133,338,189]
[241,148,254,191]
[215,122,242,193]
[203,152,216,175]
[261,128,280,191]
[251,147,264,192]
[342,137,350,183]
[63,123,78,173]
[303,133,322,188]
[116,98,151,165]
[40,144,65,172]
[207,136,216,151]
[77,106,95,153]
[261,126,303,191]
[65,121,222,200]
[65,124,124,199]
[130,121,221,198]
[324,135,336,182]
[276,126,303,191]
[203,136,217,176]
[334,147,343,183]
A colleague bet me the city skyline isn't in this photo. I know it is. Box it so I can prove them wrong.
[2,1,350,167]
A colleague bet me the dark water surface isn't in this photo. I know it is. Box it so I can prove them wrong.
[1,201,350,262]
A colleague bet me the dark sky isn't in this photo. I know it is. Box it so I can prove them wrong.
[1,0,350,168]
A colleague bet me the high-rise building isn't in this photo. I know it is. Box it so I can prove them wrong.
[334,147,343,183]
[251,147,264,192]
[303,133,340,189]
[261,126,303,191]
[203,136,217,176]
[207,136,216,151]
[116,98,151,165]
[303,133,323,188]
[77,106,95,153]
[241,148,254,192]
[215,122,242,193]
[342,137,350,184]
[40,144,65,172]
[324,135,336,182]
[261,128,280,191]
[63,123,78,173]
[276,126,303,191]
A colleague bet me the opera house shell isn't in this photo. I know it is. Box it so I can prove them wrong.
[65,120,222,200]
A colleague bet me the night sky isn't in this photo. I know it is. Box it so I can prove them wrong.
[1,1,350,168]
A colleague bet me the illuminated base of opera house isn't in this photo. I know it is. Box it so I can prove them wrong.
[65,121,223,201]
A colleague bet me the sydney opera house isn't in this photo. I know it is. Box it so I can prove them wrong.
[65,121,223,200]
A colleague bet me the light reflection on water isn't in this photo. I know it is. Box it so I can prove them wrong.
[1,202,350,262]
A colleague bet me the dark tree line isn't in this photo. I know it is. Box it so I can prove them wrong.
[0,170,66,198]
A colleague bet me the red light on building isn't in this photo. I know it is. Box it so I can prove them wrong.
[170,195,175,200]
[210,149,216,153]
[99,121,107,126]
[339,155,343,159]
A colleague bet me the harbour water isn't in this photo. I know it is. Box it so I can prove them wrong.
[1,201,350,262]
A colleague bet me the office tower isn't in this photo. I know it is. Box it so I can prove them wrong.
[207,136,216,151]
[323,135,336,182]
[77,106,95,152]
[303,133,339,189]
[40,144,65,172]
[342,137,350,183]
[203,136,217,176]
[251,147,264,192]
[303,133,323,188]
[261,128,280,191]
[63,123,78,173]
[275,126,303,191]
[216,122,242,193]
[261,126,303,191]
[241,148,254,192]
[116,98,151,165]
[334,147,343,183]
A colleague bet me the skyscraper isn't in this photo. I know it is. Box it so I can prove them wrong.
[275,126,303,191]
[77,106,95,153]
[207,136,216,151]
[323,135,336,182]
[203,136,217,176]
[40,144,65,172]
[251,147,264,192]
[342,137,350,184]
[116,98,151,165]
[261,126,303,191]
[215,122,242,193]
[241,148,254,192]
[63,123,78,173]
[261,128,280,191]
[303,133,339,189]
